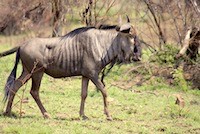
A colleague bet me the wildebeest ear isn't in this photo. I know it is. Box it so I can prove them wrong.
[119,23,131,33]
[126,15,130,23]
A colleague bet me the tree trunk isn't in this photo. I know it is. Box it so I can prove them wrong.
[51,0,62,37]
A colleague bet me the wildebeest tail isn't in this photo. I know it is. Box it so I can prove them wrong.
[0,46,19,58]
[3,48,20,102]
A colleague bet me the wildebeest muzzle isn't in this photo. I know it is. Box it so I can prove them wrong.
[132,36,142,62]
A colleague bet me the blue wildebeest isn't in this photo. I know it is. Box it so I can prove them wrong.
[1,17,141,120]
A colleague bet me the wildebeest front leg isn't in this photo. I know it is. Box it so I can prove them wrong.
[91,78,113,121]
[30,72,50,119]
[80,76,89,120]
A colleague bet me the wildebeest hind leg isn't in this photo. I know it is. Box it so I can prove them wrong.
[4,69,31,116]
[30,72,50,118]
[79,76,89,120]
[91,78,113,121]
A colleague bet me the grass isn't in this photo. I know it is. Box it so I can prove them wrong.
[0,44,200,134]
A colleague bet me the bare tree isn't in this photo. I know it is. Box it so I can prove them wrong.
[80,0,119,27]
[81,0,93,26]
[0,0,51,36]
[132,0,200,52]
[143,0,166,49]
[51,0,63,37]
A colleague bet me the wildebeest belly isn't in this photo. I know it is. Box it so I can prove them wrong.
[44,65,82,78]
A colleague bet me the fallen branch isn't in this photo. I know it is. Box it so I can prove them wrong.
[176,27,200,61]
[177,28,192,57]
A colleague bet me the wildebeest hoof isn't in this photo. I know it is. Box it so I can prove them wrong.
[81,115,89,120]
[3,112,11,117]
[43,112,51,119]
[106,116,113,121]
[3,112,17,118]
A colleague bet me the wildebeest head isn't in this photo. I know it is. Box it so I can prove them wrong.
[116,16,142,63]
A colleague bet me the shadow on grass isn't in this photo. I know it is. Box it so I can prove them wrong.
[0,112,38,119]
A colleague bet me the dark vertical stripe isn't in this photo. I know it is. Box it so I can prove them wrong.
[62,43,66,69]
[87,37,90,56]
[71,38,75,74]
[107,48,111,63]
[108,34,114,62]
[78,49,81,72]
[72,39,76,73]
[68,40,72,74]
[59,43,64,69]
[90,37,95,61]
[66,41,70,73]
[70,41,73,74]
[102,57,106,67]
[98,35,105,67]
[75,38,79,72]
[108,37,115,63]
[80,40,83,70]
[111,43,116,57]
[111,42,117,63]
[59,49,64,69]
[108,47,113,63]
[104,44,110,66]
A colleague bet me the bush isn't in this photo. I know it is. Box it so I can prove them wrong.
[150,44,179,65]
[172,66,189,91]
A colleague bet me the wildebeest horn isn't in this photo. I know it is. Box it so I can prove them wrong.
[120,23,131,33]
[126,15,130,23]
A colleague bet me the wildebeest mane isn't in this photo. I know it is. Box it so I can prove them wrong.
[62,25,118,38]
[98,25,118,30]
[62,27,94,38]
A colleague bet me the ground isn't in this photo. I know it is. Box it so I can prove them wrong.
[0,45,200,134]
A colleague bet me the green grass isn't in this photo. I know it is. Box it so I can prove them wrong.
[0,44,200,134]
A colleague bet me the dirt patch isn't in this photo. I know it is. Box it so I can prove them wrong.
[112,63,199,90]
